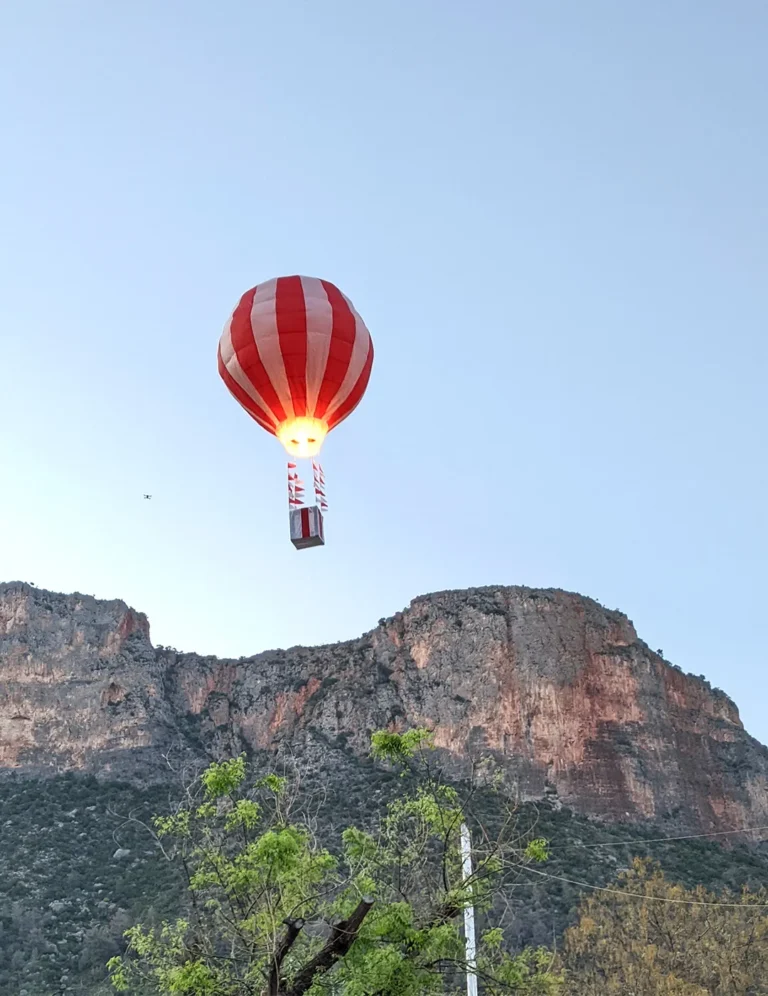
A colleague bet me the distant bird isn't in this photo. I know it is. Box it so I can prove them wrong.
[143,494,152,500]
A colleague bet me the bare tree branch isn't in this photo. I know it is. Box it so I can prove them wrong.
[286,899,374,996]
[268,917,305,996]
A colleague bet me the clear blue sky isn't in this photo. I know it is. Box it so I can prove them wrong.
[2,2,766,743]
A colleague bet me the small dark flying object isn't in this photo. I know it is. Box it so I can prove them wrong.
[143,494,152,499]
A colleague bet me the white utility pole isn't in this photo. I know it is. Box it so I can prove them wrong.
[460,822,478,996]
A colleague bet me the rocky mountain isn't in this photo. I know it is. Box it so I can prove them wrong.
[2,579,767,832]
[2,579,768,994]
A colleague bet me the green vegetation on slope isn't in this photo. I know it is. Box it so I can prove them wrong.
[0,773,184,994]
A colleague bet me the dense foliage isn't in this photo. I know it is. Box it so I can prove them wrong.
[563,858,768,994]
[108,730,560,995]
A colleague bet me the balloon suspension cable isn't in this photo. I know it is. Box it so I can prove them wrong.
[312,460,328,513]
[287,462,306,509]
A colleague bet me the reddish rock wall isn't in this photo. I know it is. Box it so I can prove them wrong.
[1,581,766,830]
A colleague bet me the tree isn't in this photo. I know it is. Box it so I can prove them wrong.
[563,858,768,995]
[107,729,562,995]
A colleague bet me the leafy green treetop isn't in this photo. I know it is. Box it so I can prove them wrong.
[108,729,562,995]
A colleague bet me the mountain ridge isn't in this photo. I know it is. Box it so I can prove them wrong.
[1,579,767,832]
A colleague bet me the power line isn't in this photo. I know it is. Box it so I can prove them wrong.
[549,823,768,850]
[521,864,768,909]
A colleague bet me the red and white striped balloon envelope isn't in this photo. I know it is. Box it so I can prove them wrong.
[218,276,374,458]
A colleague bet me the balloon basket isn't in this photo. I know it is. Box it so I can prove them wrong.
[290,505,325,550]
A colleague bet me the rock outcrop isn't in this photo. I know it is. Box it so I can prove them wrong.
[1,580,767,830]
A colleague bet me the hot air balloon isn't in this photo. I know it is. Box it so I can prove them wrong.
[218,276,374,549]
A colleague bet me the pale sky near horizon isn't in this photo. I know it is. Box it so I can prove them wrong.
[1,2,767,744]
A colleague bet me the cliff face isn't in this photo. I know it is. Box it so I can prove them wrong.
[1,581,767,830]
[0,584,165,776]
